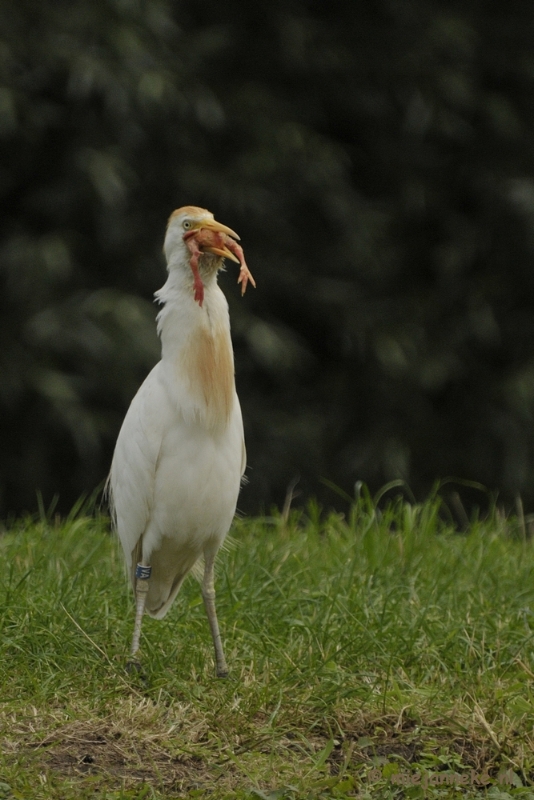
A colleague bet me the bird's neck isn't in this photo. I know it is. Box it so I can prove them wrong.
[156,273,235,431]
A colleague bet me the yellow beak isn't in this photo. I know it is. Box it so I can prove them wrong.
[192,217,240,240]
[202,246,241,263]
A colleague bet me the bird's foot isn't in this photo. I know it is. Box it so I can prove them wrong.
[126,657,143,675]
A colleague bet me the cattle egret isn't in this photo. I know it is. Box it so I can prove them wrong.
[109,206,255,677]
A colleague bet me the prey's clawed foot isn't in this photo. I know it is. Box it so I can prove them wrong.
[184,223,256,307]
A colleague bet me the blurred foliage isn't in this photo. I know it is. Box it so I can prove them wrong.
[2,0,534,514]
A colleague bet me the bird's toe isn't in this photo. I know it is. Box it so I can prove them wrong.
[126,658,144,675]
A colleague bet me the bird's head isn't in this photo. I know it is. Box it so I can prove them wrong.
[164,206,240,267]
[163,206,254,307]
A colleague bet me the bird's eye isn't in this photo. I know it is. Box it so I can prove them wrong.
[183,220,192,230]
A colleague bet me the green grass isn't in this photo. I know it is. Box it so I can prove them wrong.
[1,490,534,798]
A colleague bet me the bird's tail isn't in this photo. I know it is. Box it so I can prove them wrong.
[145,572,189,619]
[130,537,201,620]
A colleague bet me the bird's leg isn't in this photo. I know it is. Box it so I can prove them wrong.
[202,554,228,678]
[130,563,152,660]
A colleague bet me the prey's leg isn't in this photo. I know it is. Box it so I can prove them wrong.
[130,563,152,659]
[202,554,228,678]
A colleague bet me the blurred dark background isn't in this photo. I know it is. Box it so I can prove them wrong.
[2,0,534,517]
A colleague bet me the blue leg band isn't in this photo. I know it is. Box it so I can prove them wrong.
[135,564,152,580]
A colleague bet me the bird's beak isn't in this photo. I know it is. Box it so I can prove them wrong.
[201,245,241,263]
[197,218,240,241]
[189,218,242,263]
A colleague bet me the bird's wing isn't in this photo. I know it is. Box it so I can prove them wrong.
[233,393,247,479]
[241,438,247,478]
[109,363,167,579]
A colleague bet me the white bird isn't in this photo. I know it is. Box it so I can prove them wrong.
[108,205,255,676]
